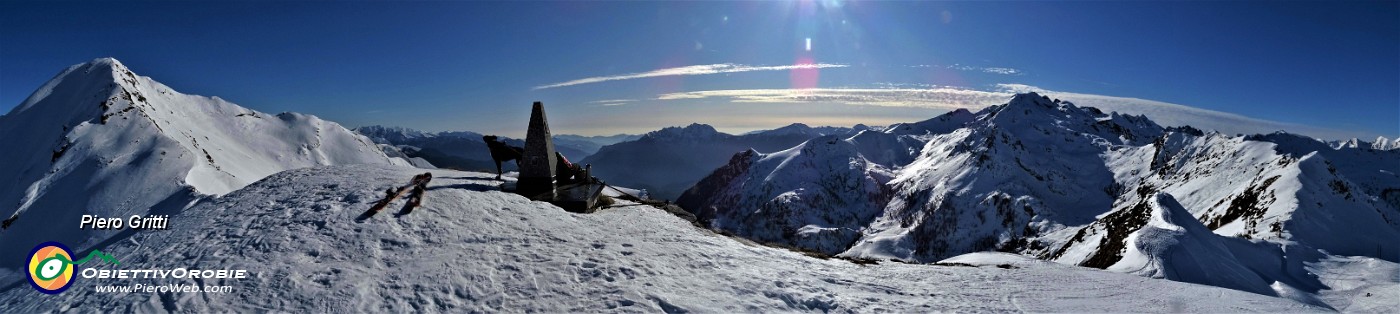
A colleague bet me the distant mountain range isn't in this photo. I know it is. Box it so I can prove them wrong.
[580,123,868,201]
[352,126,637,172]
[355,122,868,202]
[1329,137,1400,151]
[676,92,1400,306]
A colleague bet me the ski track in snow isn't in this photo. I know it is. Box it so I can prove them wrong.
[0,165,1333,312]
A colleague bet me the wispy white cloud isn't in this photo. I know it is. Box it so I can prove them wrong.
[981,67,1022,75]
[588,99,635,104]
[534,63,849,90]
[911,64,1023,75]
[657,88,1006,109]
[587,99,636,107]
[652,85,1366,140]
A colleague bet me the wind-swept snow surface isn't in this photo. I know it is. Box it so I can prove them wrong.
[0,165,1326,312]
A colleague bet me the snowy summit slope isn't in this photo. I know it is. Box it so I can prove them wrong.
[0,165,1326,312]
[0,58,409,275]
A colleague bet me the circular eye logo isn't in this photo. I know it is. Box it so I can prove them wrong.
[27,242,75,294]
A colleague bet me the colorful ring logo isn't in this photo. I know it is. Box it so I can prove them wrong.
[28,242,75,294]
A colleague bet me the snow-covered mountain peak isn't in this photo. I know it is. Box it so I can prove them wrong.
[1246,132,1334,157]
[84,57,131,76]
[760,123,815,136]
[641,123,726,141]
[878,90,1161,145]
[792,135,859,158]
[780,122,812,130]
[1103,192,1278,296]
[747,123,861,139]
[1142,193,1198,232]
[9,58,135,122]
[679,122,720,133]
[1318,136,1400,151]
[979,92,1084,121]
[1004,91,1057,109]
[756,135,869,178]
[1337,138,1366,149]
[972,92,1166,147]
[354,125,434,143]
[679,133,894,254]
[1333,136,1400,151]
[0,58,408,267]
[882,108,974,136]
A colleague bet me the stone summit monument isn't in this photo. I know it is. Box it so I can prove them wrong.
[517,101,557,200]
[508,101,605,212]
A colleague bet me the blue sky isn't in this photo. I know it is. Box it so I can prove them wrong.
[1,1,1396,139]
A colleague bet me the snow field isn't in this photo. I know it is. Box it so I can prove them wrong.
[0,165,1327,312]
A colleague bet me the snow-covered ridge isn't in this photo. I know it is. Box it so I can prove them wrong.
[0,58,407,269]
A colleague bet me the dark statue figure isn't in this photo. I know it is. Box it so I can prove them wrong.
[482,135,523,180]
